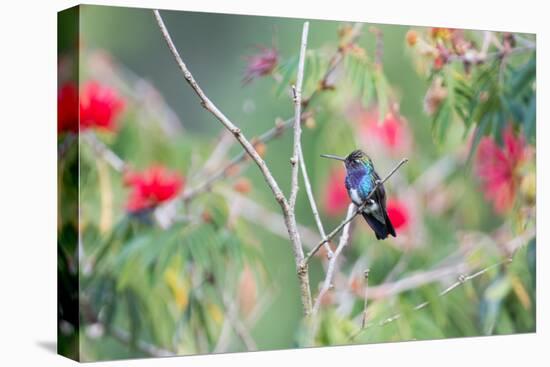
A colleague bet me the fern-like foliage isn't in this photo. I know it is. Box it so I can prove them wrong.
[430,52,535,157]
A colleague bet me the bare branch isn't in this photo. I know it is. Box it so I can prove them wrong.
[180,116,296,201]
[221,188,321,249]
[181,23,367,203]
[360,269,370,329]
[81,299,174,358]
[298,145,333,258]
[304,158,408,264]
[359,262,469,300]
[285,21,313,316]
[82,132,127,173]
[218,288,257,352]
[304,22,364,106]
[312,203,355,314]
[153,10,287,208]
[196,131,236,179]
[370,26,384,68]
[154,11,314,316]
[349,228,535,340]
[289,22,309,209]
[109,325,175,357]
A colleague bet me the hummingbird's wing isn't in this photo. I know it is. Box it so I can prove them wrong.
[372,170,396,237]
[361,170,396,239]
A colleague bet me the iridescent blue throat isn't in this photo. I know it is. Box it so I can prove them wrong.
[345,162,374,200]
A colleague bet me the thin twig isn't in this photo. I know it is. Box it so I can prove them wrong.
[289,21,332,258]
[219,288,257,351]
[349,228,535,341]
[153,10,287,207]
[221,188,321,249]
[373,260,507,328]
[285,21,313,316]
[298,144,333,258]
[360,269,370,329]
[312,203,355,314]
[370,26,384,68]
[110,325,175,357]
[180,117,294,201]
[304,158,408,265]
[182,23,366,202]
[289,22,309,210]
[357,261,469,300]
[304,23,364,106]
[81,299,174,357]
[195,131,235,179]
[82,132,127,173]
[447,45,535,64]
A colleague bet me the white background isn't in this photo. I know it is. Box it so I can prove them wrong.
[0,0,547,365]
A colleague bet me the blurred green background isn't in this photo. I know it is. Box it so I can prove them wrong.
[58,5,535,362]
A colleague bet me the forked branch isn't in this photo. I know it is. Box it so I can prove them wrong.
[153,10,314,316]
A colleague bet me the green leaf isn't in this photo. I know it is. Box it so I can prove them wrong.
[524,94,536,143]
[479,274,511,335]
[274,55,298,97]
[527,238,536,290]
[125,289,142,348]
[466,114,491,164]
[343,52,376,108]
[509,55,536,94]
[374,71,389,121]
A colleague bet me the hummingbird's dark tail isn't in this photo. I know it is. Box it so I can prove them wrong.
[362,211,396,240]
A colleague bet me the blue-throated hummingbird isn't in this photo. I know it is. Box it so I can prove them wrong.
[321,149,396,240]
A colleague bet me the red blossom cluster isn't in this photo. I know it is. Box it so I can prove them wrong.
[406,27,477,72]
[385,199,410,231]
[57,83,79,134]
[80,81,125,131]
[357,108,413,156]
[475,126,532,213]
[124,166,184,213]
[57,80,125,134]
[323,168,348,216]
[58,77,186,216]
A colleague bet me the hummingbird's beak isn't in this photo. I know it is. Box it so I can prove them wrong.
[320,154,346,161]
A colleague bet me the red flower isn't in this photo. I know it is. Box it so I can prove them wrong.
[243,46,279,84]
[323,168,349,216]
[58,83,79,134]
[124,166,184,213]
[358,108,412,155]
[475,126,529,213]
[386,199,410,231]
[80,81,125,132]
[433,55,445,70]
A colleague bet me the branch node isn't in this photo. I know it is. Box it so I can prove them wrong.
[291,85,298,102]
[364,269,371,279]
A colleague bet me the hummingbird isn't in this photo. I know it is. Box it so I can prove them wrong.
[321,149,396,240]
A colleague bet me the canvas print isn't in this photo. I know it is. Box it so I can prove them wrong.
[58,5,536,362]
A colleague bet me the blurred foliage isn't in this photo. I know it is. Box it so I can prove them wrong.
[58,5,536,362]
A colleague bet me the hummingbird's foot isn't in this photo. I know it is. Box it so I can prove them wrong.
[374,179,382,186]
